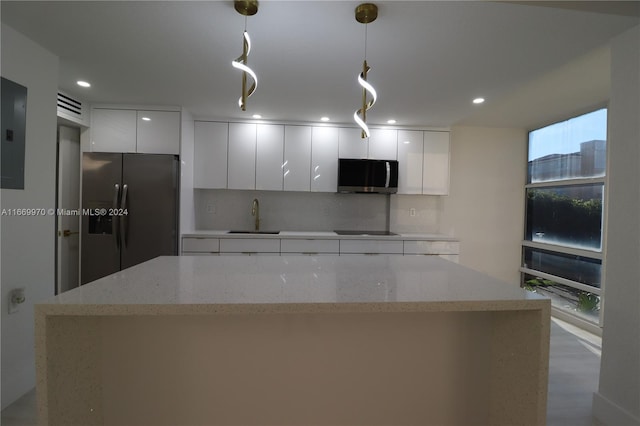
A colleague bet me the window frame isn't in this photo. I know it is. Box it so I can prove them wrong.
[521,107,608,326]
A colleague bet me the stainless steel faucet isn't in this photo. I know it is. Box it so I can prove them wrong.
[251,198,260,231]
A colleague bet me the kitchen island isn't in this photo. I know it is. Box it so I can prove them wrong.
[36,255,550,426]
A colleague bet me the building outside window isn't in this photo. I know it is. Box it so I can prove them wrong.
[521,108,607,325]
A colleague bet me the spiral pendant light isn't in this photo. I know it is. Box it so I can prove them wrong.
[231,0,259,111]
[353,3,378,139]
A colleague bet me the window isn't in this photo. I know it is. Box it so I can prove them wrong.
[522,108,607,324]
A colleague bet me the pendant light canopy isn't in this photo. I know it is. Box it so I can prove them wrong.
[231,0,259,111]
[353,3,378,139]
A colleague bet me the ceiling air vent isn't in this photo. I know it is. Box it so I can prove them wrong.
[57,90,88,126]
[57,92,82,116]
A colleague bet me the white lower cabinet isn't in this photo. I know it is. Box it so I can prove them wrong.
[280,239,339,255]
[181,236,458,261]
[339,240,403,255]
[403,240,459,255]
[219,238,280,254]
[182,237,220,254]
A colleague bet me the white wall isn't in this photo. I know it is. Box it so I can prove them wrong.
[180,108,195,238]
[441,126,527,285]
[594,25,640,426]
[0,24,59,408]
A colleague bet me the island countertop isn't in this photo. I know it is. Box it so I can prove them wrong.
[39,255,547,315]
[36,255,550,426]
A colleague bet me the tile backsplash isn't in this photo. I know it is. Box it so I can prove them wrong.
[194,189,443,234]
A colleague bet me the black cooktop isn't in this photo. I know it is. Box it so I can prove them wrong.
[334,230,398,236]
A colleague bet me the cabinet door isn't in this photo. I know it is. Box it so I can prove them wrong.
[228,123,257,190]
[219,238,280,254]
[397,130,423,194]
[90,109,136,152]
[181,237,220,253]
[339,240,403,254]
[368,128,397,160]
[283,126,312,192]
[136,111,180,155]
[422,131,450,195]
[338,127,368,159]
[311,127,339,192]
[194,121,228,188]
[256,124,284,190]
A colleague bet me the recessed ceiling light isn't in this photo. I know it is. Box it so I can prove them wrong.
[320,117,330,122]
[141,117,151,121]
[76,80,91,88]
[387,119,397,124]
[473,97,485,104]
[252,114,262,119]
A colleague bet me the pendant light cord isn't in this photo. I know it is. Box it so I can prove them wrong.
[364,24,368,61]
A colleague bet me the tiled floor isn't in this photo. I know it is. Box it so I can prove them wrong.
[1,317,602,426]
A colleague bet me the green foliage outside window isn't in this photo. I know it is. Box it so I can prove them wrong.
[526,189,602,248]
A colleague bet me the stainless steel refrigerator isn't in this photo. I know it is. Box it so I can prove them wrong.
[81,153,178,284]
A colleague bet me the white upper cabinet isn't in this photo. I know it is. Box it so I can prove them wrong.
[311,126,339,192]
[397,130,424,194]
[256,124,284,191]
[194,121,228,189]
[338,127,368,159]
[91,108,180,154]
[228,123,256,190]
[283,126,312,192]
[136,110,180,155]
[368,128,397,160]
[423,131,450,195]
[90,109,137,153]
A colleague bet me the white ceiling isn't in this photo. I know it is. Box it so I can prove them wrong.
[1,1,638,129]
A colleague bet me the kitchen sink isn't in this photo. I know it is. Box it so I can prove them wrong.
[227,230,280,234]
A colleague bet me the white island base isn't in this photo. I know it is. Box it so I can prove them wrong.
[36,256,550,425]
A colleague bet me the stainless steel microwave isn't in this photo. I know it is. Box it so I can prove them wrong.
[337,159,399,194]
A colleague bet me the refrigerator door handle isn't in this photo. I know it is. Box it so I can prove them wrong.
[112,183,120,249]
[120,184,128,247]
[385,161,391,188]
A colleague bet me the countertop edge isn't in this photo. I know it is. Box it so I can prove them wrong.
[36,299,550,316]
[182,231,459,241]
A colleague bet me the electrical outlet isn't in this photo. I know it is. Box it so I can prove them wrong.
[206,204,215,214]
[8,288,25,314]
[409,208,416,217]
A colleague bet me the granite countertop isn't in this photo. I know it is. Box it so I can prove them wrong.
[38,255,547,316]
[182,230,459,241]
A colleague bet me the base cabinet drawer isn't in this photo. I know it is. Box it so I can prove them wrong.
[339,240,403,255]
[280,239,339,255]
[403,241,460,255]
[219,238,280,254]
[182,238,220,253]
